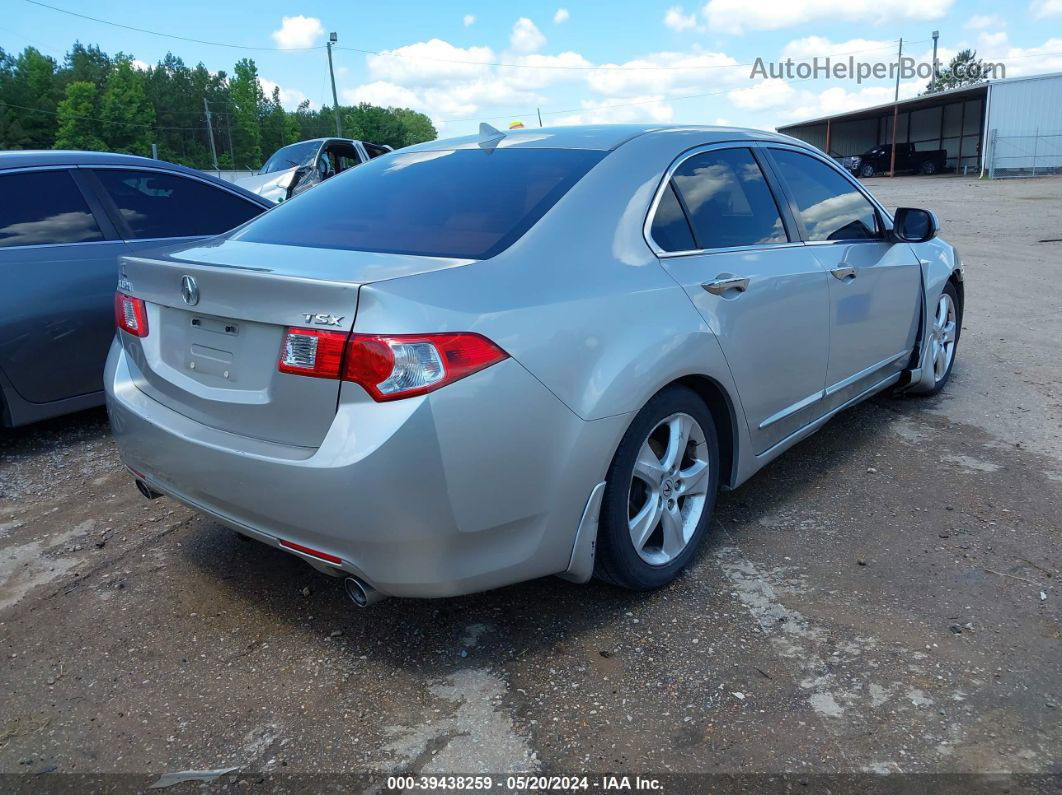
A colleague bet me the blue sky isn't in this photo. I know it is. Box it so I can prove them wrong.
[5,0,1062,137]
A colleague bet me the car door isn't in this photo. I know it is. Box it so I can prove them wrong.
[764,146,922,412]
[86,167,266,248]
[649,145,831,455]
[0,167,126,404]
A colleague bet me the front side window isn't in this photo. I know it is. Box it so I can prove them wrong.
[93,170,264,239]
[770,149,881,241]
[235,147,605,260]
[0,170,103,248]
[664,148,788,250]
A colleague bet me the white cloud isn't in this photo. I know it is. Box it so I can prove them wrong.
[553,8,570,23]
[366,39,495,85]
[343,81,420,109]
[554,96,675,125]
[497,52,594,90]
[664,6,698,31]
[510,18,547,54]
[1030,0,1062,18]
[271,15,326,49]
[975,32,1062,76]
[463,14,476,26]
[780,36,898,62]
[587,50,743,97]
[702,0,954,34]
[728,79,797,110]
[965,14,1004,30]
[259,77,310,110]
[130,59,149,72]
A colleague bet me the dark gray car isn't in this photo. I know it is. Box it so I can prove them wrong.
[0,151,271,427]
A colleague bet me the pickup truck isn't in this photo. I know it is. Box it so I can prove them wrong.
[842,143,948,177]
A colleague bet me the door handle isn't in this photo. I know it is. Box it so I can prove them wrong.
[830,265,857,281]
[701,276,750,296]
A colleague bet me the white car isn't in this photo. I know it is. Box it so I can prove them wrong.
[237,138,391,203]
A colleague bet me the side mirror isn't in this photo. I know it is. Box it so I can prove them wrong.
[892,207,939,243]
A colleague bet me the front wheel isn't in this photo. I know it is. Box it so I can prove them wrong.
[915,282,961,396]
[859,163,876,178]
[920,160,938,175]
[595,385,720,590]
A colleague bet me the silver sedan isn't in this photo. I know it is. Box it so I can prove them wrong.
[105,124,963,604]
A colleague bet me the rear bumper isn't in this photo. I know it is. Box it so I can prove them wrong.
[105,341,625,597]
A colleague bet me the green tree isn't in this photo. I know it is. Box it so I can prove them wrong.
[99,54,155,154]
[61,42,111,94]
[6,47,61,148]
[925,49,990,95]
[54,80,105,150]
[391,107,436,147]
[260,86,298,159]
[229,58,264,168]
[344,103,436,149]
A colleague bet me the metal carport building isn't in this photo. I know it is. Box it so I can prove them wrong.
[776,71,1062,177]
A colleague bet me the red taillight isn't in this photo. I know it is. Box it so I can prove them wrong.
[277,329,508,401]
[115,292,148,338]
[278,328,347,378]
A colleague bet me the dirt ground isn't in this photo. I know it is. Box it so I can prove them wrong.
[0,175,1059,789]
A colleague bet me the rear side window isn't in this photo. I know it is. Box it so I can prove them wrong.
[234,148,605,260]
[649,183,696,252]
[769,149,881,241]
[0,170,103,248]
[667,148,788,250]
[93,169,263,240]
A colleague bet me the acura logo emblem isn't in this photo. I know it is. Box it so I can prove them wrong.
[180,275,199,306]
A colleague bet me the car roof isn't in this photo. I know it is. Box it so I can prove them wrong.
[0,150,272,205]
[400,124,806,153]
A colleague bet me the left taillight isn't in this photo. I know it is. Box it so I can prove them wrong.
[114,292,148,338]
[277,329,508,401]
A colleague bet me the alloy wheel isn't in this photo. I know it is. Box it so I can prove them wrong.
[930,291,958,383]
[627,412,711,566]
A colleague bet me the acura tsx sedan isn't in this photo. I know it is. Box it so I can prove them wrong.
[105,124,963,604]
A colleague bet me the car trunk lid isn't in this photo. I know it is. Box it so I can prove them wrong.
[117,239,468,447]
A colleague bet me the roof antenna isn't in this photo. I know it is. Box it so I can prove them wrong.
[478,122,506,150]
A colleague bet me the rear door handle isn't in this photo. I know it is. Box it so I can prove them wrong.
[830,265,857,281]
[701,276,750,296]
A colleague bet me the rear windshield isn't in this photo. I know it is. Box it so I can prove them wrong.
[233,147,605,259]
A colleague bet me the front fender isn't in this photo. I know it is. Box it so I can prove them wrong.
[901,237,962,394]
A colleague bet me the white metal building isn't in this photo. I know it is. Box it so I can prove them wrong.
[776,71,1062,177]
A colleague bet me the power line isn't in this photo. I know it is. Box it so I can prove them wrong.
[20,1,907,72]
[20,0,325,52]
[1,99,206,131]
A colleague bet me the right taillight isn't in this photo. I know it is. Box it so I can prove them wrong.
[115,292,148,338]
[277,329,508,400]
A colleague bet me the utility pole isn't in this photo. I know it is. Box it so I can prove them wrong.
[931,30,940,82]
[889,38,902,178]
[203,96,219,172]
[537,107,543,127]
[224,111,235,169]
[327,32,342,137]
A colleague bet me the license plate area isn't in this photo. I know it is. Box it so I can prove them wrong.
[190,315,239,337]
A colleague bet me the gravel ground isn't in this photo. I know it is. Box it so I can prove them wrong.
[0,175,1059,788]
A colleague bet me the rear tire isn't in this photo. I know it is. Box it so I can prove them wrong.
[920,160,938,175]
[595,385,720,591]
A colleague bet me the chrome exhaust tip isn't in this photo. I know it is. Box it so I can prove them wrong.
[135,479,163,500]
[344,576,386,607]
